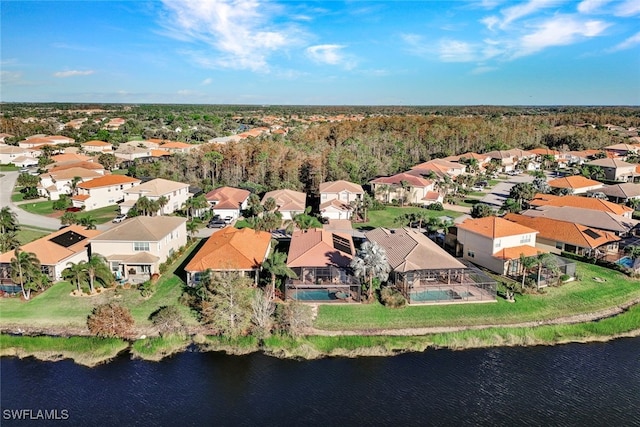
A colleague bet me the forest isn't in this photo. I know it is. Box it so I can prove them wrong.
[1,104,639,196]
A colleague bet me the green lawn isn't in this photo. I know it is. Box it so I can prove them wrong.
[0,241,200,329]
[16,225,55,245]
[11,191,25,202]
[314,262,640,330]
[355,206,461,229]
[75,205,120,224]
[19,200,55,215]
[111,169,129,175]
[0,164,18,172]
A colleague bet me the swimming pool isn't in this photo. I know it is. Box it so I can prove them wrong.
[410,289,457,302]
[617,256,634,269]
[289,289,337,301]
[0,284,22,294]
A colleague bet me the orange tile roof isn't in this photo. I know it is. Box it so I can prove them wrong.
[184,227,271,272]
[493,245,544,260]
[529,194,632,215]
[71,194,90,201]
[547,175,603,189]
[370,172,432,187]
[48,161,105,172]
[150,149,172,157]
[287,228,354,268]
[161,141,192,149]
[82,140,111,146]
[504,213,620,249]
[458,216,538,239]
[0,225,101,265]
[78,175,141,189]
[205,186,251,209]
[529,148,560,156]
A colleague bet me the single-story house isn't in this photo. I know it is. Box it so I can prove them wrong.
[586,158,639,182]
[547,175,604,194]
[184,227,272,285]
[521,206,639,237]
[589,183,640,204]
[261,189,307,220]
[528,193,633,218]
[81,140,113,153]
[90,216,187,284]
[0,225,101,283]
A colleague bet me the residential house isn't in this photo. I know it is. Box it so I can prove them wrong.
[442,152,491,169]
[46,161,106,176]
[51,153,92,165]
[604,143,639,159]
[90,216,187,284]
[410,158,467,178]
[81,140,113,153]
[104,118,125,130]
[0,146,38,165]
[370,173,441,206]
[319,180,364,220]
[586,158,639,182]
[261,189,307,220]
[521,206,639,237]
[366,227,496,304]
[529,147,561,160]
[159,141,198,154]
[72,175,141,211]
[120,178,190,215]
[204,186,251,220]
[11,156,39,168]
[18,135,74,148]
[184,227,272,285]
[113,144,153,162]
[38,167,103,200]
[456,216,541,276]
[529,193,633,218]
[0,225,101,283]
[590,183,640,204]
[504,213,620,259]
[485,149,536,172]
[547,175,604,194]
[285,228,359,301]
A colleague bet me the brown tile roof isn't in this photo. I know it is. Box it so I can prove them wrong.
[319,180,364,194]
[422,191,442,201]
[493,245,543,260]
[45,168,103,180]
[262,189,306,212]
[78,175,141,189]
[529,194,632,215]
[410,158,465,173]
[124,178,189,197]
[443,152,489,162]
[48,161,105,172]
[504,213,620,249]
[185,227,271,272]
[548,175,603,189]
[92,216,186,242]
[51,153,91,163]
[457,216,537,239]
[529,148,560,156]
[597,183,640,199]
[287,228,354,268]
[521,206,638,234]
[205,186,250,209]
[366,227,465,272]
[370,172,432,187]
[319,199,351,212]
[0,225,101,265]
[586,158,635,168]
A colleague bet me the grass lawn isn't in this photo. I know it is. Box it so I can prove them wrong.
[355,206,461,229]
[19,200,55,215]
[16,225,55,245]
[314,262,640,330]
[0,164,18,172]
[0,240,201,329]
[11,191,25,202]
[76,205,120,224]
[111,169,129,175]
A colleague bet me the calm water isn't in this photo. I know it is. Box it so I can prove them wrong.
[2,338,640,426]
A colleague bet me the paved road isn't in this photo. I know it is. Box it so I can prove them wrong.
[0,171,61,230]
[480,174,535,207]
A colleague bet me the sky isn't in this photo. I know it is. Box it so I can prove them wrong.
[2,0,639,105]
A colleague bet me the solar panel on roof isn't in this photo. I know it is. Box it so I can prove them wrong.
[584,229,601,239]
[49,230,87,248]
[332,234,352,255]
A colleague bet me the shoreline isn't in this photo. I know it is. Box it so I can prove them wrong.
[2,301,639,367]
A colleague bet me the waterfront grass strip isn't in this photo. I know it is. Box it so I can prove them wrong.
[130,334,191,361]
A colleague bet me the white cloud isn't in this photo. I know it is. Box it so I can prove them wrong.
[577,0,612,14]
[159,0,304,72]
[471,66,498,74]
[53,70,95,78]
[516,15,610,57]
[498,0,558,29]
[201,78,213,85]
[610,31,640,51]
[614,0,640,16]
[1,70,23,84]
[306,44,355,69]
[438,40,477,62]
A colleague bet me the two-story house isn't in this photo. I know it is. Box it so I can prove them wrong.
[261,189,307,220]
[120,178,190,216]
[370,173,441,206]
[205,186,251,220]
[72,175,141,211]
[319,180,364,220]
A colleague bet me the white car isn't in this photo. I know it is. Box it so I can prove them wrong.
[112,214,127,223]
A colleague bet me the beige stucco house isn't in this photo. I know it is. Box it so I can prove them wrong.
[370,173,441,206]
[120,178,190,216]
[261,189,307,220]
[90,216,187,283]
[319,180,364,220]
[72,175,141,211]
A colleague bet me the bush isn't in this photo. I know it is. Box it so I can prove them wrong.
[380,287,407,308]
[426,202,444,211]
[87,303,135,339]
[150,305,185,336]
[21,187,39,200]
[139,280,156,298]
[274,301,312,337]
[52,195,71,210]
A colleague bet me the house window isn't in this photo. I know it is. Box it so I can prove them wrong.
[494,240,501,248]
[520,234,531,244]
[467,251,475,258]
[134,242,150,251]
[555,242,563,250]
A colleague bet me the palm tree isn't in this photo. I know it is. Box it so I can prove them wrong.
[284,207,322,234]
[261,250,296,300]
[80,215,97,230]
[84,255,114,293]
[62,261,87,293]
[350,241,391,302]
[535,252,557,290]
[136,196,154,216]
[0,231,20,253]
[10,248,41,300]
[186,220,200,240]
[156,196,169,216]
[0,206,18,235]
[519,253,538,289]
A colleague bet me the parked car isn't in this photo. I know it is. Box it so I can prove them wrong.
[112,214,127,223]
[223,216,233,224]
[65,207,82,212]
[207,219,227,228]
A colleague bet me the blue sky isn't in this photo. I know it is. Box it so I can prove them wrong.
[2,0,639,105]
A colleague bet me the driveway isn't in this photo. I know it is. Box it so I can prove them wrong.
[0,171,61,230]
[480,174,535,207]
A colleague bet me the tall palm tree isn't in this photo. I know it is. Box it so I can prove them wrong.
[186,220,200,240]
[261,250,296,300]
[10,248,41,300]
[535,252,557,290]
[84,255,113,293]
[156,195,169,216]
[519,253,538,289]
[62,261,87,293]
[0,231,20,253]
[0,206,18,235]
[136,196,153,217]
[350,241,391,302]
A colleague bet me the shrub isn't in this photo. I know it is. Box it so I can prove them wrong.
[87,303,134,339]
[427,202,444,211]
[274,301,312,337]
[52,195,71,210]
[380,287,407,308]
[21,187,39,200]
[150,305,185,336]
[139,280,156,298]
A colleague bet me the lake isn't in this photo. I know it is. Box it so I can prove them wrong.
[2,337,640,426]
